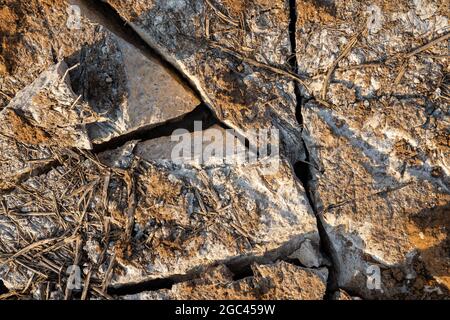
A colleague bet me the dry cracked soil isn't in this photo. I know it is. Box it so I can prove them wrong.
[0,0,448,300]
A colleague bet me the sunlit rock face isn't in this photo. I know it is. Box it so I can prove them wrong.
[0,0,448,300]
[295,0,449,298]
[0,0,200,145]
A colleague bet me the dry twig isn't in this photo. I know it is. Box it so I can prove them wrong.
[321,29,365,100]
[205,0,239,27]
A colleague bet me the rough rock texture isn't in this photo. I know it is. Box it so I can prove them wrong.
[0,0,200,144]
[98,130,318,285]
[106,0,306,163]
[124,262,328,300]
[0,155,106,295]
[296,0,449,298]
[0,0,449,301]
[0,62,94,149]
[0,132,320,298]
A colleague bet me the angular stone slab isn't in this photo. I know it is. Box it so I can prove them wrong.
[72,32,201,143]
[106,0,306,162]
[98,129,318,285]
[1,0,200,146]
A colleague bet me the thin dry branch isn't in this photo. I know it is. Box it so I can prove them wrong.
[406,32,450,58]
[2,236,67,263]
[321,29,365,100]
[205,0,239,27]
[394,32,450,85]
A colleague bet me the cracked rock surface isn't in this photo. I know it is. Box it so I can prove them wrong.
[106,0,306,163]
[123,262,328,300]
[0,134,53,191]
[0,0,449,300]
[0,62,94,150]
[0,0,200,145]
[296,0,449,298]
[101,130,318,286]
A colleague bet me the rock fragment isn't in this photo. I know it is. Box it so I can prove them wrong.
[0,135,53,191]
[288,238,324,268]
[98,128,317,285]
[1,0,200,145]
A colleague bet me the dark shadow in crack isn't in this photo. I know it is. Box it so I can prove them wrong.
[91,103,225,153]
[0,159,60,196]
[107,232,322,296]
[0,280,8,295]
[300,100,449,297]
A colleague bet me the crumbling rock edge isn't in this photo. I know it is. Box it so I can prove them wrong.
[108,234,329,297]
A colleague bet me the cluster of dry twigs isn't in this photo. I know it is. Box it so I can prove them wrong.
[0,148,132,300]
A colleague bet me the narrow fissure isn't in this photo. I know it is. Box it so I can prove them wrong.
[91,103,225,153]
[288,0,339,299]
[108,276,179,296]
[106,240,329,296]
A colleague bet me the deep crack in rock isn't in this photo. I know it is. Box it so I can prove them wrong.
[107,236,329,296]
[72,0,206,103]
[92,103,225,153]
[288,0,340,299]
